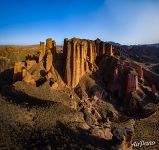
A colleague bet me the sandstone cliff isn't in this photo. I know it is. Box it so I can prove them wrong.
[13,37,114,89]
[63,38,113,88]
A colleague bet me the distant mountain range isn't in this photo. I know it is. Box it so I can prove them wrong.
[109,42,159,63]
[108,41,159,47]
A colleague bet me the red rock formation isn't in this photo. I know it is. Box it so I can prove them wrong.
[127,72,138,93]
[64,39,72,87]
[46,38,53,50]
[13,38,58,87]
[22,69,36,85]
[46,50,53,72]
[13,37,114,89]
[39,42,45,63]
[13,62,24,82]
[95,39,101,56]
[64,38,86,87]
[105,43,113,56]
[26,60,36,70]
[46,38,56,60]
[130,62,143,79]
[64,38,114,88]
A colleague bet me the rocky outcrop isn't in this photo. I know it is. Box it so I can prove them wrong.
[11,37,159,150]
[143,68,159,90]
[46,50,53,72]
[105,43,113,56]
[13,37,114,88]
[38,42,45,63]
[22,69,36,85]
[90,126,112,140]
[13,38,60,88]
[127,71,138,93]
[64,38,114,88]
[13,62,24,82]
[13,37,148,94]
[46,38,56,57]
[130,62,143,79]
[26,60,36,70]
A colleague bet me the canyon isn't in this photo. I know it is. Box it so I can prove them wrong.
[0,37,158,149]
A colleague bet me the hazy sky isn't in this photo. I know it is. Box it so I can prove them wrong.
[0,0,159,45]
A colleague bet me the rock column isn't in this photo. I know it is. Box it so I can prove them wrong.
[127,72,138,93]
[64,39,90,88]
[46,50,53,72]
[99,41,105,56]
[45,38,56,72]
[95,39,101,56]
[38,42,45,62]
[71,39,77,87]
[64,40,72,87]
[64,38,113,88]
[105,44,113,56]
[13,62,23,82]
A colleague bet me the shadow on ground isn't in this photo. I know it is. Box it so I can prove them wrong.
[1,85,56,108]
[27,121,113,150]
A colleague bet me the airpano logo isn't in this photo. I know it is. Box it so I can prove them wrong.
[132,140,156,147]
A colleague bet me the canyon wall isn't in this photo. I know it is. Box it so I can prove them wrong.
[127,72,138,93]
[63,38,113,88]
[13,37,114,88]
[14,37,150,92]
[143,68,159,89]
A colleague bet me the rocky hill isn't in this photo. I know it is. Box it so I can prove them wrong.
[112,43,159,64]
[0,38,158,150]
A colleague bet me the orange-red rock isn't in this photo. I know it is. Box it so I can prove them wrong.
[105,43,113,56]
[46,50,53,72]
[127,72,138,93]
[13,62,23,82]
[39,42,45,62]
[26,60,36,70]
[64,38,114,88]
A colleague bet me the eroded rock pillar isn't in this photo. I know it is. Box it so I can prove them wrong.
[39,42,45,62]
[127,73,138,93]
[99,41,105,56]
[95,39,101,56]
[46,38,53,50]
[64,40,72,87]
[80,41,85,77]
[105,44,113,56]
[13,62,23,82]
[71,39,77,88]
[75,42,81,86]
[46,50,53,72]
[88,42,93,64]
